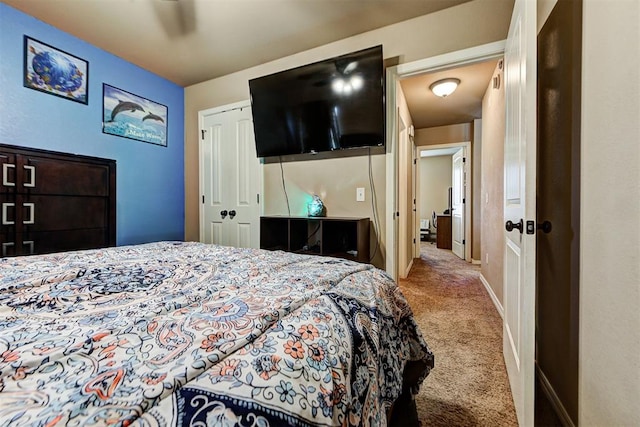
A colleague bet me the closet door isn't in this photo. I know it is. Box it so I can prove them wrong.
[200,103,261,249]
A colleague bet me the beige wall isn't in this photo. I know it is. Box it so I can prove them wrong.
[419,155,452,230]
[480,60,505,305]
[414,123,471,146]
[261,154,387,268]
[580,0,640,424]
[183,0,515,256]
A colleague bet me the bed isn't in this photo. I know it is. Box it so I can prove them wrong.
[0,241,433,426]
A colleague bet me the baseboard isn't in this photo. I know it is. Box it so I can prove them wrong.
[471,258,481,265]
[403,258,414,279]
[536,364,575,427]
[479,273,504,319]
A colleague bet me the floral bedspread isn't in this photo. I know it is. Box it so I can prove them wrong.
[0,241,433,426]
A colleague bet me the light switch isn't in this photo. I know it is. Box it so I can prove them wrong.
[356,187,365,202]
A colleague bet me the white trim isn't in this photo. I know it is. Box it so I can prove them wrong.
[199,100,251,116]
[396,40,506,77]
[480,273,504,319]
[471,258,481,265]
[404,258,414,278]
[386,40,506,279]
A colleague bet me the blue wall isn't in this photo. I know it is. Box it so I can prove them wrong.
[0,3,185,245]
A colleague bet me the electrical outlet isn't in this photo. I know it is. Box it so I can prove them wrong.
[356,187,365,202]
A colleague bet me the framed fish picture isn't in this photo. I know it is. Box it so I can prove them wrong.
[102,84,168,147]
[24,36,88,104]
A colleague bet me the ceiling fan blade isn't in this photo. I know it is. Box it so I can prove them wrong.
[153,0,196,37]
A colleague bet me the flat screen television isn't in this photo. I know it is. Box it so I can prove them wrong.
[249,45,385,158]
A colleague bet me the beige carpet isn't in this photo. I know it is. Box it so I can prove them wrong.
[398,243,518,426]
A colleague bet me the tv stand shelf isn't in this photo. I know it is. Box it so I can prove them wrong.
[260,216,370,263]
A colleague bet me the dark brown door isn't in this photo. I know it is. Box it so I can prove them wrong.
[536,0,582,425]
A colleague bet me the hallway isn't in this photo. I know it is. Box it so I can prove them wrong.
[398,243,517,426]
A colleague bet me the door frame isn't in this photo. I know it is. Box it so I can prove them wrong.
[386,40,505,278]
[415,142,471,261]
[198,100,263,244]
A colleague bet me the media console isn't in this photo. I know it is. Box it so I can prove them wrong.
[260,216,370,263]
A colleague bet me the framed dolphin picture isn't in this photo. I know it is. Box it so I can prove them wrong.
[102,84,168,147]
[24,36,89,104]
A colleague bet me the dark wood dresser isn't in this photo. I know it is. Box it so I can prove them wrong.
[0,144,116,257]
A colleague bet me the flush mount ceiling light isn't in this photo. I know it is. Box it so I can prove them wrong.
[429,78,461,97]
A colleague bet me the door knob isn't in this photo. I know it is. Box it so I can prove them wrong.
[505,219,523,233]
[229,210,236,219]
[220,210,228,219]
[537,220,552,234]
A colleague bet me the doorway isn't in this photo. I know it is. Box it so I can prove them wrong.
[416,143,470,261]
[535,0,582,424]
[392,51,500,271]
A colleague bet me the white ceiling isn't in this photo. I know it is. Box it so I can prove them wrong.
[5,0,504,129]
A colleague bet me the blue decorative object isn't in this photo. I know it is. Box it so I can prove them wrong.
[24,36,89,104]
[307,195,325,217]
[32,51,83,93]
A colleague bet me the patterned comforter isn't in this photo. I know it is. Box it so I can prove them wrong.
[0,241,433,426]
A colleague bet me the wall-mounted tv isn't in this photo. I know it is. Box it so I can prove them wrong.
[249,45,385,158]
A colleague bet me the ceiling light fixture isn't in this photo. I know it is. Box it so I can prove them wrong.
[429,78,460,98]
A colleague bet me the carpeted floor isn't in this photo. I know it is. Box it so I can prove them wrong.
[398,243,518,426]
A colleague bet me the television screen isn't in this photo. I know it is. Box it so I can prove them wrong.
[249,45,385,158]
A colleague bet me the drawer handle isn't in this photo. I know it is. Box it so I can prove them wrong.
[23,240,34,255]
[23,165,36,187]
[2,164,16,187]
[2,242,14,257]
[23,203,35,225]
[2,202,15,225]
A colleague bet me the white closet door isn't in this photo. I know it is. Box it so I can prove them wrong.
[503,0,537,424]
[200,104,261,248]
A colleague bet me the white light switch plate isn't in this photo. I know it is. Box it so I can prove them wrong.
[356,187,365,202]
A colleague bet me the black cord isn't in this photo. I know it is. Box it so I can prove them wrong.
[368,147,380,263]
[279,156,291,216]
[305,223,321,244]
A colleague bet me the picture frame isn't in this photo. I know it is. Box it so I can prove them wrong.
[102,84,168,147]
[23,36,89,105]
